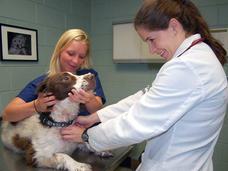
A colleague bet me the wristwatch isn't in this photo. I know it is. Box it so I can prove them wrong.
[81,128,89,143]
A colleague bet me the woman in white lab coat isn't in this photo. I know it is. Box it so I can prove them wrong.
[61,0,228,170]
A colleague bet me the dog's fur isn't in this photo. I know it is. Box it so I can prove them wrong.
[1,72,109,171]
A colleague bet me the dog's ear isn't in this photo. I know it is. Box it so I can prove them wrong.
[49,83,72,100]
[36,72,76,100]
[36,79,48,94]
[46,72,76,100]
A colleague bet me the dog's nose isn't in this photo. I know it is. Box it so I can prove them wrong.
[85,73,95,80]
[89,74,94,80]
[82,73,96,91]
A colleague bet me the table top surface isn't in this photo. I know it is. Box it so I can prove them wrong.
[0,126,132,171]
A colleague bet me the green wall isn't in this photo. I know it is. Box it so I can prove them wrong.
[0,0,228,170]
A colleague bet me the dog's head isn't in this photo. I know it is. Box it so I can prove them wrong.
[11,35,26,49]
[37,72,96,100]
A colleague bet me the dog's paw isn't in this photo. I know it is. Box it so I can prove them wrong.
[71,162,92,171]
[55,153,92,171]
[94,151,113,158]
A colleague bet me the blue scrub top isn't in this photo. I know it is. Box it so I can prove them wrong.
[17,69,106,116]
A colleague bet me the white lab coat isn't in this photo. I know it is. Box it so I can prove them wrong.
[88,34,228,171]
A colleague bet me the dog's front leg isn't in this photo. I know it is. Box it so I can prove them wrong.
[85,143,113,158]
[54,153,92,171]
[38,153,92,171]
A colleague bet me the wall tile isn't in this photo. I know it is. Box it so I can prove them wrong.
[219,5,228,25]
[66,14,91,34]
[0,91,19,112]
[107,0,141,19]
[43,27,64,46]
[0,67,11,91]
[32,0,44,4]
[0,0,35,23]
[200,6,218,26]
[91,19,113,35]
[37,45,53,66]
[71,0,91,16]
[0,95,3,115]
[92,49,113,66]
[44,0,71,11]
[91,34,112,51]
[11,67,46,90]
[36,4,66,29]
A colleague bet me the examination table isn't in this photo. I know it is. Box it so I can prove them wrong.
[0,125,132,171]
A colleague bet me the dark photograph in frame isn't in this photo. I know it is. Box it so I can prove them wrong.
[0,23,38,61]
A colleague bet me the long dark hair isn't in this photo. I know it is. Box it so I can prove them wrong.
[134,0,227,65]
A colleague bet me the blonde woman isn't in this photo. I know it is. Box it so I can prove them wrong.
[3,29,105,122]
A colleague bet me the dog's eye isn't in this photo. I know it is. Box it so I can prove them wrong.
[82,80,87,84]
[63,76,69,81]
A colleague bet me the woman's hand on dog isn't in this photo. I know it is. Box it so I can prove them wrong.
[61,113,101,142]
[34,93,56,113]
[68,89,96,104]
[68,89,103,113]
[60,125,84,143]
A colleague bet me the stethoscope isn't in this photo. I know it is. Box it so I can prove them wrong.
[177,38,205,57]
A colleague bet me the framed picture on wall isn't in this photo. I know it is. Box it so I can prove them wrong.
[0,23,38,61]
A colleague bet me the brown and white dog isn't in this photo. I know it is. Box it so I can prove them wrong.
[1,72,110,171]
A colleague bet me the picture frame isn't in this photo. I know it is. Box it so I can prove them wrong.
[0,23,38,61]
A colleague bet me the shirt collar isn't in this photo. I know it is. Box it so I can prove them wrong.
[173,34,201,59]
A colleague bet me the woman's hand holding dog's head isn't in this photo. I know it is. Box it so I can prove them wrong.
[34,93,56,113]
[68,89,96,104]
